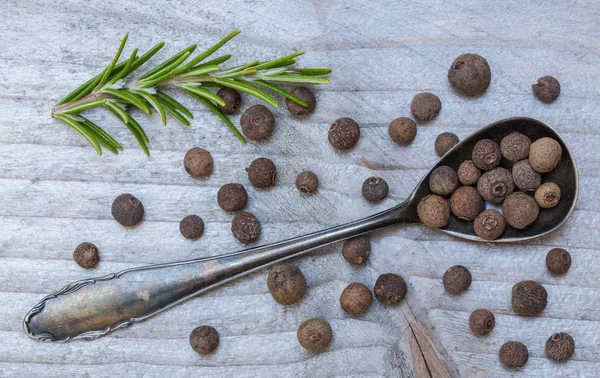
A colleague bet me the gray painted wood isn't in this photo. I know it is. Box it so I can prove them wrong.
[0,0,599,376]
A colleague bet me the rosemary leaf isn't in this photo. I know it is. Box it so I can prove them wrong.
[155,91,194,119]
[126,42,165,75]
[182,29,241,70]
[124,119,150,156]
[189,92,246,144]
[105,100,129,124]
[288,68,332,76]
[57,99,107,115]
[260,74,330,85]
[82,118,123,150]
[55,114,102,155]
[93,34,129,92]
[81,119,119,154]
[140,51,192,86]
[133,90,166,125]
[181,85,226,106]
[193,54,232,69]
[252,52,304,70]
[252,80,308,107]
[157,98,191,126]
[103,89,152,114]
[179,65,221,78]
[138,44,197,80]
[108,48,138,85]
[214,78,278,107]
[128,116,150,144]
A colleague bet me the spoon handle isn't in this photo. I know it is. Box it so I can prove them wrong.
[24,201,414,342]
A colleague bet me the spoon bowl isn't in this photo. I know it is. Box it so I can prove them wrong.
[24,117,578,342]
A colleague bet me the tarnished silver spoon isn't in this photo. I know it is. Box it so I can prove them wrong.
[23,117,578,342]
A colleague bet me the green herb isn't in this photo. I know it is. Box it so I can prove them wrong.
[52,30,331,155]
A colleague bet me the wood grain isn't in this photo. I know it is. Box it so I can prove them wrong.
[1,0,599,376]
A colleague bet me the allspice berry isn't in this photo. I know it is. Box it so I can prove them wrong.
[501,132,531,162]
[546,332,575,362]
[450,186,483,221]
[472,139,502,170]
[362,176,389,202]
[286,87,316,116]
[410,92,442,122]
[388,117,417,145]
[477,167,515,204]
[296,171,319,194]
[546,248,571,275]
[340,283,372,315]
[184,147,213,178]
[457,160,481,186]
[297,318,332,350]
[73,242,99,269]
[499,341,529,369]
[429,165,458,196]
[217,183,248,212]
[328,117,360,150]
[469,309,495,336]
[111,193,144,227]
[435,132,459,156]
[529,137,562,173]
[535,182,561,209]
[190,326,219,355]
[447,53,491,96]
[231,211,261,244]
[240,105,275,141]
[474,209,506,240]
[533,76,561,103]
[216,87,241,115]
[417,194,450,228]
[512,160,541,192]
[179,215,205,240]
[267,264,307,305]
[374,273,407,305]
[512,280,547,316]
[503,192,539,230]
[342,235,371,264]
[246,157,276,188]
[443,265,472,294]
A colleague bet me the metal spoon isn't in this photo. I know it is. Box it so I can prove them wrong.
[23,117,578,342]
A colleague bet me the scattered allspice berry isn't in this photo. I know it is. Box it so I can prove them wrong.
[443,265,472,294]
[216,87,241,115]
[512,280,547,316]
[410,92,442,122]
[477,167,515,204]
[417,194,450,228]
[297,318,332,350]
[246,157,276,188]
[472,139,502,171]
[342,235,371,265]
[535,182,561,209]
[340,283,372,315]
[450,186,483,221]
[184,147,213,178]
[435,132,459,156]
[189,325,219,355]
[388,117,417,145]
[447,53,491,96]
[362,176,389,202]
[217,183,248,212]
[457,160,481,186]
[499,341,529,369]
[503,192,539,230]
[231,211,261,244]
[469,309,495,336]
[111,193,144,227]
[328,117,360,150]
[546,248,571,275]
[529,137,562,173]
[267,264,307,305]
[240,105,275,141]
[532,76,561,103]
[500,132,531,162]
[73,242,99,269]
[179,215,205,240]
[296,171,319,195]
[474,209,506,240]
[374,273,407,305]
[546,332,575,362]
[512,160,541,192]
[429,165,458,196]
[286,87,316,116]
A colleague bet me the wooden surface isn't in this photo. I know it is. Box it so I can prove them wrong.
[1,0,599,377]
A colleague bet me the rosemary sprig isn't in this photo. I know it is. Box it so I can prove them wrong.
[52,30,331,156]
